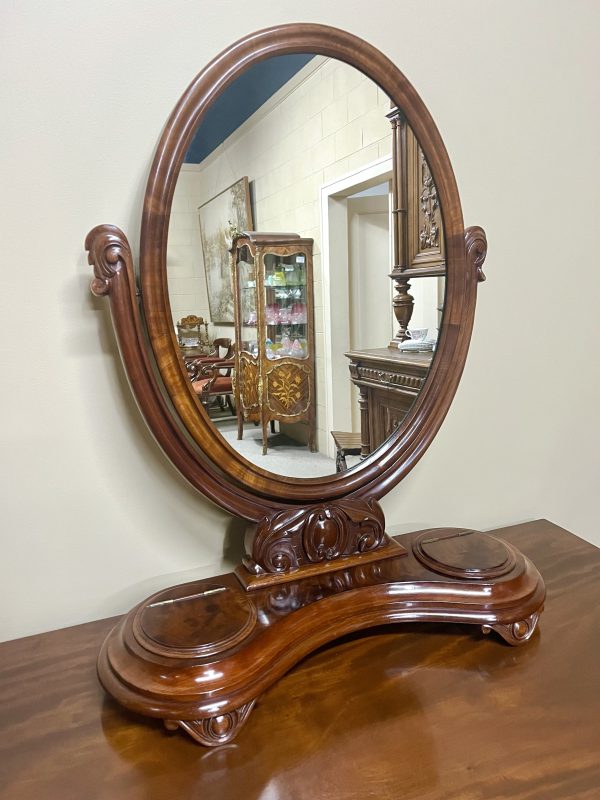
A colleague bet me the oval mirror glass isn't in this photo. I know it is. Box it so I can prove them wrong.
[166,54,446,478]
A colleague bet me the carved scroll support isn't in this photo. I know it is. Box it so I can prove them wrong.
[86,224,134,298]
[164,701,256,746]
[464,225,488,283]
[237,497,406,589]
[482,610,542,646]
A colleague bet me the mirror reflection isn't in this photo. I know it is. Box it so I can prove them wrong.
[167,55,445,478]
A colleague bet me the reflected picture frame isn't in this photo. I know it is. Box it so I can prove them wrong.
[198,177,253,325]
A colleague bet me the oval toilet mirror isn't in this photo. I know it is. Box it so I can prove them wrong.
[84,24,548,753]
[165,53,446,480]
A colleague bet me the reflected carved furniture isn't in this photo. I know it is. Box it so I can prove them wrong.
[346,347,433,455]
[231,233,316,455]
[331,430,362,472]
[191,359,235,415]
[387,111,446,345]
[185,338,236,416]
[176,314,210,350]
[182,336,234,369]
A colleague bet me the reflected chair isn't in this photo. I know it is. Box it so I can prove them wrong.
[331,430,362,472]
[187,341,236,416]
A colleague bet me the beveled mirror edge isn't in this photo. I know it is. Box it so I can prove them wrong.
[87,22,487,520]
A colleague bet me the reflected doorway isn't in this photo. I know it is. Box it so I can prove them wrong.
[321,158,394,458]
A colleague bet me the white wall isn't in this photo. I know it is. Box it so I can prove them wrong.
[167,166,209,324]
[1,0,599,641]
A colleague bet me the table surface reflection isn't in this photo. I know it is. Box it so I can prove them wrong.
[1,519,599,800]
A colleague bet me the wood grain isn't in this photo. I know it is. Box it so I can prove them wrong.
[1,520,598,799]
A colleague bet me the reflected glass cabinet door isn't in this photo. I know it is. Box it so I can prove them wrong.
[231,233,316,455]
[263,251,309,360]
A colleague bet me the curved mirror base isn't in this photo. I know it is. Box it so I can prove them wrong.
[98,529,545,746]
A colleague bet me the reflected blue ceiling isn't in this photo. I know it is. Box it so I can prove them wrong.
[184,54,315,164]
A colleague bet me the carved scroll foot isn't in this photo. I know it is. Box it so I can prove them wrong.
[164,700,256,746]
[482,609,543,646]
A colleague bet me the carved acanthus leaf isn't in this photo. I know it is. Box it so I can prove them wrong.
[249,498,387,574]
[464,225,488,283]
[85,224,134,297]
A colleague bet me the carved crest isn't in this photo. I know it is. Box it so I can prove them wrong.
[85,224,134,297]
[247,498,387,575]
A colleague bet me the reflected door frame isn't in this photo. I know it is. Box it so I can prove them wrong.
[320,156,393,460]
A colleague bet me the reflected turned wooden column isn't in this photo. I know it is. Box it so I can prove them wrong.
[387,107,446,349]
[358,385,371,457]
[387,107,413,346]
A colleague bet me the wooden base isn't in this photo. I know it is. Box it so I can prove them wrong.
[235,536,406,589]
[97,529,545,746]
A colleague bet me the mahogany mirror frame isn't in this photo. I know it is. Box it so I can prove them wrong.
[88,23,486,524]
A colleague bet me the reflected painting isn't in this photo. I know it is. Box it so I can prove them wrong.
[198,177,253,324]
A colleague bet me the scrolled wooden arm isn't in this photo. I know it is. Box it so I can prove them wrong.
[85,224,276,519]
[198,359,234,378]
[464,225,488,283]
[85,224,134,297]
[187,358,234,382]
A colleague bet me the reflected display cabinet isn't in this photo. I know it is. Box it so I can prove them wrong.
[231,232,316,454]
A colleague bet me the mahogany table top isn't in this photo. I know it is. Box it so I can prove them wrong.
[1,519,599,799]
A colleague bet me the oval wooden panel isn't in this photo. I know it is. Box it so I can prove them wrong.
[412,529,517,579]
[133,582,257,658]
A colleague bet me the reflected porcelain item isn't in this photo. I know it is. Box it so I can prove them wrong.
[246,311,257,326]
[280,335,292,355]
[291,301,307,324]
[407,328,428,342]
[279,307,291,324]
[398,339,434,352]
[268,342,282,359]
[265,303,279,325]
[291,339,303,356]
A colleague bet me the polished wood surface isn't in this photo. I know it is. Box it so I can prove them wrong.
[1,521,597,799]
[97,526,544,746]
